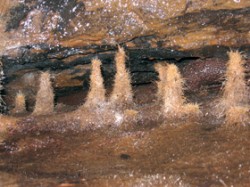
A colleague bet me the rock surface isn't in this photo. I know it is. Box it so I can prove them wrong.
[0,0,249,110]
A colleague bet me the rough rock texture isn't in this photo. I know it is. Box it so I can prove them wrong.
[0,0,249,110]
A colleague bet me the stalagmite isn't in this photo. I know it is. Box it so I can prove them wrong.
[33,71,54,115]
[110,46,133,108]
[157,63,200,118]
[84,58,106,108]
[11,91,26,114]
[215,51,249,126]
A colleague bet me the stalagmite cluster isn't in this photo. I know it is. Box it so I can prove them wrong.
[81,46,133,111]
[0,49,249,133]
[76,47,135,128]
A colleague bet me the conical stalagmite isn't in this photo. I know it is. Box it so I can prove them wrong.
[12,91,26,114]
[215,51,249,125]
[162,64,185,116]
[160,63,200,118]
[33,71,54,115]
[110,46,133,108]
[84,58,106,108]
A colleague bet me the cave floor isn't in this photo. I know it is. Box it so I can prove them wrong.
[0,85,250,187]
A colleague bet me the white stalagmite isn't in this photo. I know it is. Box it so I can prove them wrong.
[155,63,200,118]
[33,71,54,115]
[110,46,133,108]
[215,51,249,125]
[84,58,106,108]
[162,64,186,116]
